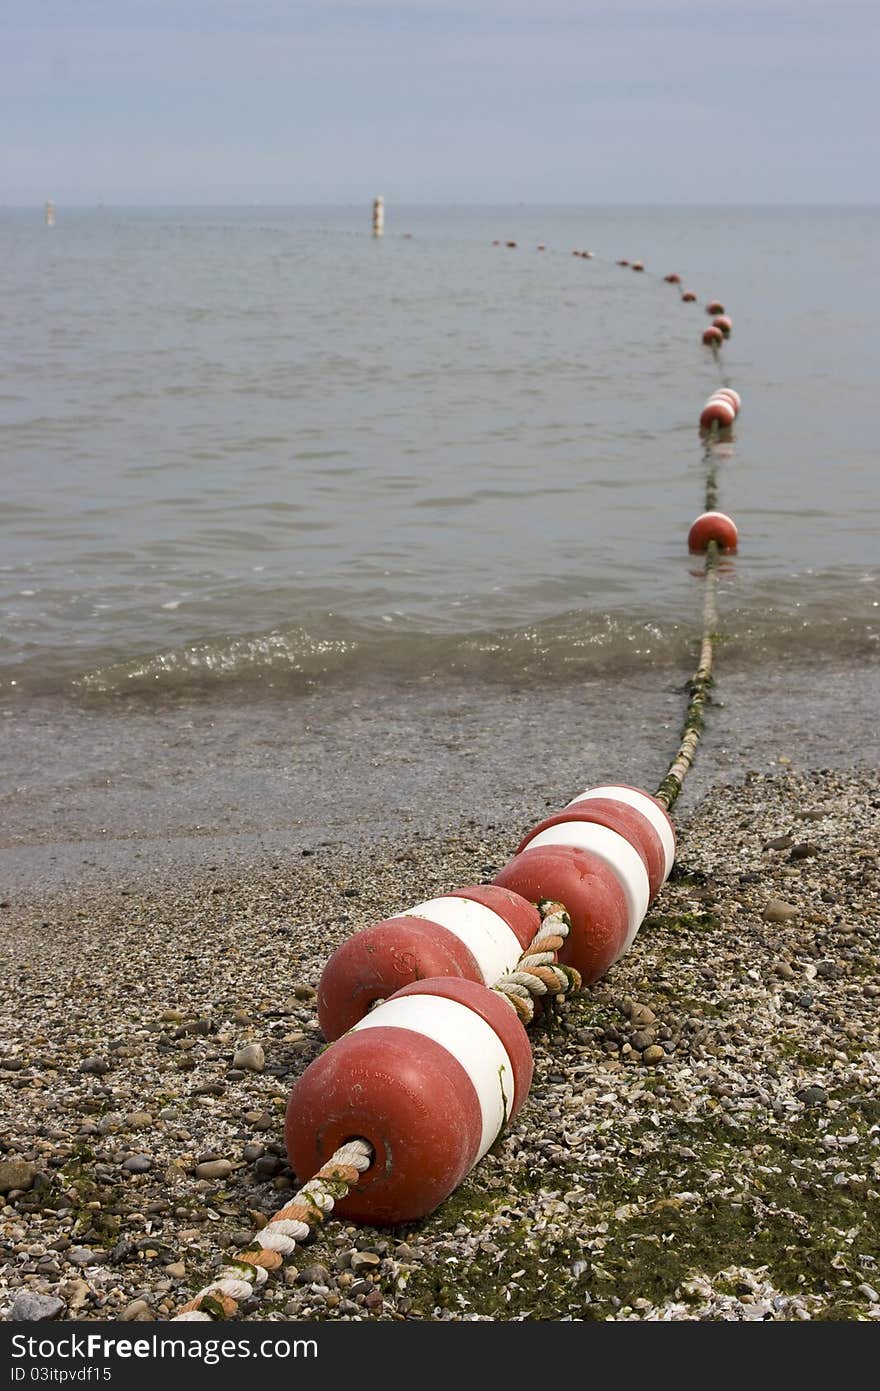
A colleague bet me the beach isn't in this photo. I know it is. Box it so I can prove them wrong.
[2,752,878,1322]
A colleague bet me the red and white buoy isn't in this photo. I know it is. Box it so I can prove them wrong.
[702,326,724,347]
[713,315,732,336]
[664,273,681,284]
[520,797,666,901]
[286,976,532,1225]
[565,784,675,881]
[681,291,697,303]
[709,387,740,415]
[699,397,736,430]
[494,846,628,984]
[632,261,645,272]
[706,300,725,315]
[515,821,649,955]
[688,510,739,553]
[317,885,538,1040]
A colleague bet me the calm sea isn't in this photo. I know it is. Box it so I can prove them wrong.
[1,204,878,703]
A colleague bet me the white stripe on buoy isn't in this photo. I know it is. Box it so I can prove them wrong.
[399,897,524,985]
[353,994,514,1160]
[524,822,649,955]
[567,786,676,880]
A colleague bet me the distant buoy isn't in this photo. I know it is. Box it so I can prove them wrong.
[681,291,697,303]
[702,326,724,347]
[492,240,501,246]
[688,510,739,553]
[664,273,681,284]
[700,398,736,430]
[632,261,645,272]
[706,300,725,315]
[712,387,741,413]
[286,977,532,1225]
[506,241,517,249]
[537,243,546,252]
[617,259,630,267]
[713,315,732,336]
[494,846,628,983]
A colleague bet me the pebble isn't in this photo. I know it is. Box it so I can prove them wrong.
[642,1045,666,1065]
[80,1056,111,1075]
[122,1154,153,1173]
[194,1159,233,1180]
[762,900,799,923]
[232,1043,265,1073]
[796,1086,828,1107]
[68,1246,101,1267]
[119,1298,154,1321]
[350,1251,381,1272]
[8,1292,65,1321]
[0,1160,37,1192]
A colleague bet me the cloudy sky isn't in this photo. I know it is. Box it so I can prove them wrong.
[2,1,877,204]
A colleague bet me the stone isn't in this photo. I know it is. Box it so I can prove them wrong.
[762,900,798,923]
[122,1155,152,1173]
[125,1112,153,1129]
[164,1261,186,1278]
[350,1251,381,1272]
[232,1043,265,1073]
[642,1045,666,1065]
[80,1056,111,1075]
[0,1160,37,1193]
[8,1292,64,1321]
[119,1298,154,1321]
[796,1086,828,1106]
[765,835,794,850]
[631,1030,655,1051]
[68,1246,101,1267]
[790,842,820,861]
[195,1159,233,1181]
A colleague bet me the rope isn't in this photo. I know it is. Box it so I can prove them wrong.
[492,900,582,1024]
[173,1139,372,1320]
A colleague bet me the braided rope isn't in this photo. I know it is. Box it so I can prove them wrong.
[492,900,582,1024]
[172,1139,372,1321]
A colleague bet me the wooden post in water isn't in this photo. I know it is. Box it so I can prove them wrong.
[45,200,56,228]
[372,195,384,238]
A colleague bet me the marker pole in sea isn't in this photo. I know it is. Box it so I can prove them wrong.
[45,200,55,228]
[372,195,384,238]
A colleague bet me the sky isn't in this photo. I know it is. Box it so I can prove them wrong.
[2,1,878,205]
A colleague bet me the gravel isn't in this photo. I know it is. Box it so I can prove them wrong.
[1,766,878,1322]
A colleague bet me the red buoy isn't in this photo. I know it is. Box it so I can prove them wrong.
[583,250,594,258]
[537,243,546,251]
[286,977,532,1224]
[706,300,725,315]
[317,886,538,1041]
[681,291,697,302]
[491,240,501,246]
[712,387,741,413]
[664,273,681,284]
[565,785,675,882]
[506,241,517,248]
[688,510,739,553]
[494,845,628,982]
[699,397,736,430]
[521,798,665,901]
[632,261,645,272]
[703,326,724,347]
[617,259,630,267]
[713,315,732,336]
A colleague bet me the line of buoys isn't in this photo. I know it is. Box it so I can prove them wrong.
[493,784,675,981]
[317,885,539,1040]
[688,510,739,553]
[286,975,533,1224]
[281,237,736,1237]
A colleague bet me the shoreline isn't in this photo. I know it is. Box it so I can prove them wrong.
[1,764,878,1321]
[2,654,878,897]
